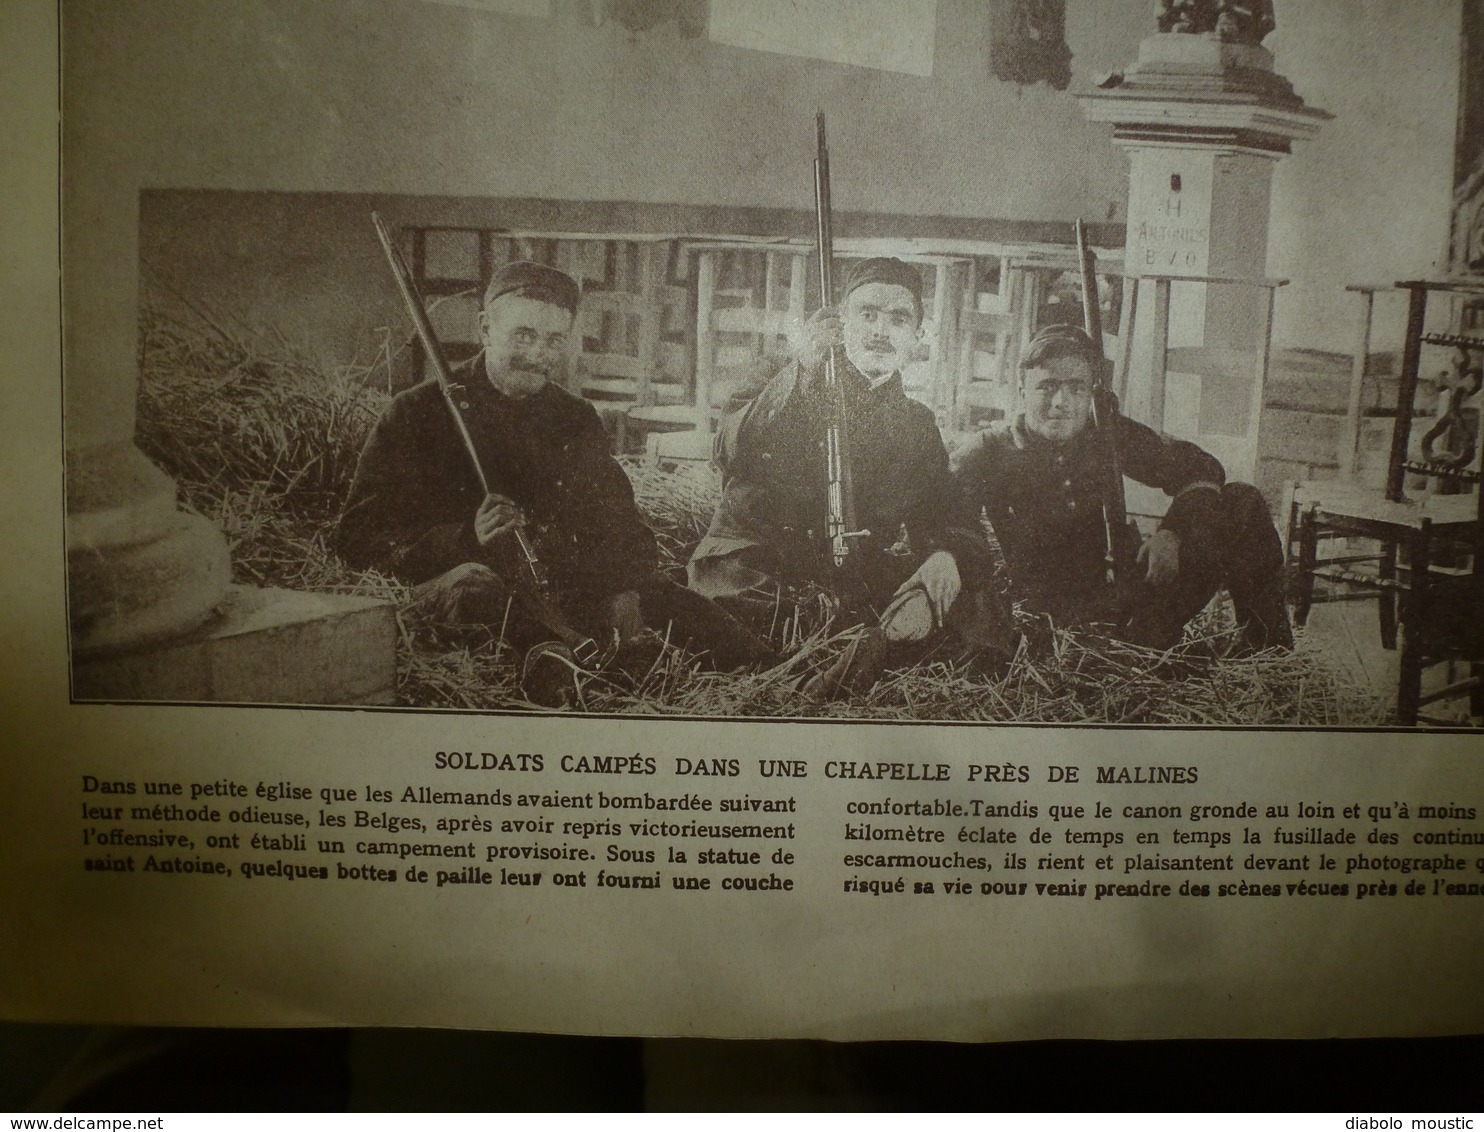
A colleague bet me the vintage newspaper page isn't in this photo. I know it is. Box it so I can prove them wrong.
[2,0,1482,1042]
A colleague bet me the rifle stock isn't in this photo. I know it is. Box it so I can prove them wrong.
[1075,219,1131,589]
[370,212,597,665]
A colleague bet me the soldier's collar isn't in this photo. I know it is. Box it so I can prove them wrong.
[1010,414,1034,450]
[475,370,558,407]
[1012,414,1093,451]
[843,360,902,396]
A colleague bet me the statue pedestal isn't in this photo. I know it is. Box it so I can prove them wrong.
[1079,32,1330,471]
[1083,32,1328,153]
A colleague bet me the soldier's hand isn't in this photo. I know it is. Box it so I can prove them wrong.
[897,550,962,627]
[474,493,523,546]
[604,590,645,644]
[1137,529,1181,587]
[793,306,845,380]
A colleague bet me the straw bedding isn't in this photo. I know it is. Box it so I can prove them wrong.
[134,297,1390,726]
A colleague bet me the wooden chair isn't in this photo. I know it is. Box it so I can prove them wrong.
[1282,284,1404,648]
[950,258,1057,430]
[1285,279,1484,724]
[1403,473,1484,724]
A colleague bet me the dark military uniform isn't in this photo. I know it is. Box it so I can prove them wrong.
[689,357,1009,651]
[953,412,1291,651]
[335,377,766,668]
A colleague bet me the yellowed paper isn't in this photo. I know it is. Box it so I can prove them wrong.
[3,0,1482,1042]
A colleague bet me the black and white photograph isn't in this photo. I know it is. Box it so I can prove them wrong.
[62,0,1484,727]
[11,0,1484,1074]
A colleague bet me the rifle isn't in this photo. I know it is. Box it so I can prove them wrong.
[370,211,598,665]
[813,111,869,568]
[1075,219,1131,590]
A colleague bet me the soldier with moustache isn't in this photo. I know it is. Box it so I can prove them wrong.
[335,260,770,703]
[688,257,1013,696]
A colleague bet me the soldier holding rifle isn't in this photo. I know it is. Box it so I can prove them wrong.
[688,255,1015,697]
[951,321,1292,653]
[335,255,770,706]
[689,116,1012,699]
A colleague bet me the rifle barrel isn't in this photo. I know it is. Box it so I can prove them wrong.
[814,112,859,568]
[1076,219,1103,344]
[371,211,492,498]
[814,111,833,300]
[1075,218,1127,589]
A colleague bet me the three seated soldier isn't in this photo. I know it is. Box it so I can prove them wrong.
[336,257,1292,713]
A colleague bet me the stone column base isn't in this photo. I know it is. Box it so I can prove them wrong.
[66,441,232,655]
[67,441,398,706]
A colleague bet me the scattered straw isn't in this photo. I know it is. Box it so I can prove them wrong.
[135,296,1391,726]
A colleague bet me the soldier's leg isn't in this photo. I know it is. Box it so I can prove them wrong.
[636,576,778,670]
[870,547,1017,678]
[687,549,772,600]
[1122,503,1226,651]
[407,562,548,649]
[406,563,592,707]
[943,569,1018,660]
[1121,581,1218,650]
[406,565,784,705]
[691,547,882,699]
[878,573,1017,666]
[688,546,831,646]
[1218,483,1294,652]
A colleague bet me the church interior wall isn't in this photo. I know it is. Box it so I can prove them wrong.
[1265,0,1461,355]
[65,0,1466,425]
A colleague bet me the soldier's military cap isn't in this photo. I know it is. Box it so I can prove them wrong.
[840,256,924,322]
[483,260,581,316]
[1021,323,1103,370]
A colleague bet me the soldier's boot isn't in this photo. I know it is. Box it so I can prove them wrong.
[1231,577,1294,654]
[1220,482,1294,654]
[803,627,888,703]
[407,562,512,632]
[519,641,582,709]
[946,585,1021,676]
[640,578,779,671]
[1120,600,1188,652]
[609,628,669,681]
